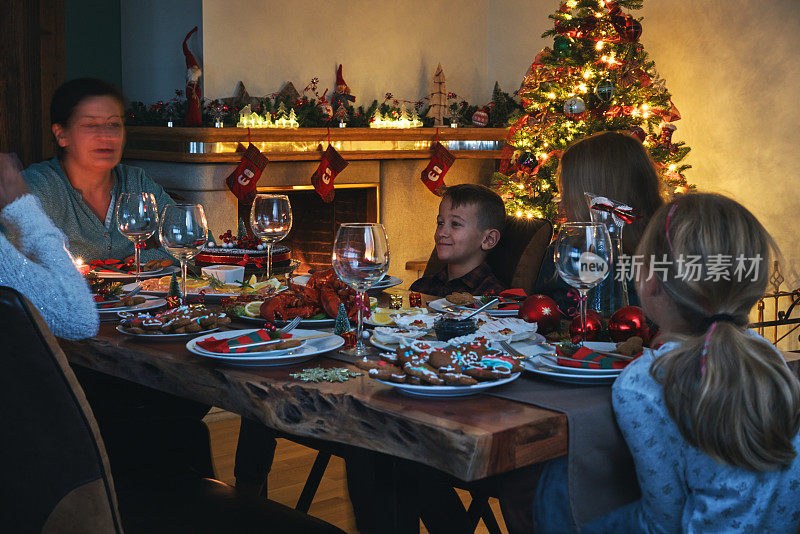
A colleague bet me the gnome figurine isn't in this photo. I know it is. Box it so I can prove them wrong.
[331,64,355,111]
[182,26,202,126]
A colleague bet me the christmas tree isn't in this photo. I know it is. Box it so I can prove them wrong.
[426,63,450,126]
[334,303,351,334]
[334,103,349,124]
[492,0,692,221]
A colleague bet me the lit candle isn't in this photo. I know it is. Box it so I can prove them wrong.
[74,257,90,275]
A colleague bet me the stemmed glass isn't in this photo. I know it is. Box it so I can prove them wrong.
[250,194,293,280]
[332,223,390,356]
[159,203,208,302]
[116,192,159,282]
[555,222,613,345]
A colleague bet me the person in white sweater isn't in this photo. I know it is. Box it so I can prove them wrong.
[0,153,98,340]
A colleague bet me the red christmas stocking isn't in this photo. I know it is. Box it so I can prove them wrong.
[420,141,455,196]
[312,145,349,203]
[226,143,268,201]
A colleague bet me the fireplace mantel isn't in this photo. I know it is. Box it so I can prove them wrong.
[125,126,507,163]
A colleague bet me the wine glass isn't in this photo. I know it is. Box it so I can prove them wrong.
[555,222,613,345]
[332,223,390,356]
[159,203,208,302]
[116,192,159,282]
[250,194,293,280]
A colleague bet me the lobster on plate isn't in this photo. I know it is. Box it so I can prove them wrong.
[259,269,358,322]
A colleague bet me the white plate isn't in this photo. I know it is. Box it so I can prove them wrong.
[115,324,219,341]
[91,266,178,280]
[122,282,284,302]
[521,360,618,385]
[292,274,403,291]
[186,328,344,367]
[375,372,521,398]
[98,296,166,315]
[428,298,519,317]
[231,314,335,327]
[510,340,627,376]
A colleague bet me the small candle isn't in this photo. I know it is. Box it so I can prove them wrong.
[167,121,174,127]
[339,122,346,128]
[74,257,90,275]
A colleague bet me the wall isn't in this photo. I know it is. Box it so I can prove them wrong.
[201,0,490,103]
[65,0,122,87]
[120,0,202,104]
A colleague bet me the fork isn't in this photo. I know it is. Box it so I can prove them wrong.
[500,341,529,360]
[279,316,302,334]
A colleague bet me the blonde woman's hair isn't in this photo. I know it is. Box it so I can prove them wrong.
[558,131,663,255]
[637,193,800,471]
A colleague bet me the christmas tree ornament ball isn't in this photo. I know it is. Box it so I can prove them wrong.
[471,110,489,127]
[519,294,562,334]
[553,35,571,56]
[608,306,650,343]
[564,96,586,118]
[628,126,647,142]
[594,79,615,103]
[569,310,603,343]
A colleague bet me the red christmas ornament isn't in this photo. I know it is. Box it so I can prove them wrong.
[471,110,489,127]
[569,310,603,343]
[628,126,647,142]
[519,294,562,334]
[608,306,651,344]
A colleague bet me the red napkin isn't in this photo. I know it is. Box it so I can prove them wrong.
[197,329,291,354]
[556,346,636,370]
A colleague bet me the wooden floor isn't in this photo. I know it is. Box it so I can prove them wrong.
[207,415,508,533]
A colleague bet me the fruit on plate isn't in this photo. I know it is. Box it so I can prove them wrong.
[370,311,395,325]
[244,301,264,318]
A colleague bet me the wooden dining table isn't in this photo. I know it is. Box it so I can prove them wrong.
[59,289,566,531]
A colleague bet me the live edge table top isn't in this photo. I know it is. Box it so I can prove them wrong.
[59,321,568,482]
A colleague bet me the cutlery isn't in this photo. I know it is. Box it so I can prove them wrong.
[279,316,302,334]
[500,341,529,359]
[463,297,500,319]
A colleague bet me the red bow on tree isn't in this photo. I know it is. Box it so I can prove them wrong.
[589,201,641,225]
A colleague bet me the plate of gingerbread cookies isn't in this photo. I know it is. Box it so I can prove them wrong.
[116,304,230,340]
[356,338,523,398]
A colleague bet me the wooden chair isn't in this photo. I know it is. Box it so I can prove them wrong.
[421,215,554,294]
[0,286,344,534]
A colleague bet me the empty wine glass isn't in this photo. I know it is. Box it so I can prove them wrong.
[159,203,208,302]
[116,192,158,281]
[250,194,293,280]
[332,223,390,356]
[555,222,613,345]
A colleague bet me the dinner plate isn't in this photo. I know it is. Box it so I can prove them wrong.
[115,324,219,341]
[186,328,344,367]
[91,266,178,280]
[521,360,618,385]
[428,298,519,317]
[231,314,336,327]
[375,372,521,398]
[122,282,284,302]
[292,275,403,291]
[511,340,627,376]
[97,296,166,316]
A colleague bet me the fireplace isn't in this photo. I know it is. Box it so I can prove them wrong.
[256,184,379,273]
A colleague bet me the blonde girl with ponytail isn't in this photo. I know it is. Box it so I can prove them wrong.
[534,193,800,533]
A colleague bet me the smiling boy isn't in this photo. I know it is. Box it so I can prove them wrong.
[409,183,506,297]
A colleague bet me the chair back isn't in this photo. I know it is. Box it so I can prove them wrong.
[0,286,122,533]
[422,216,553,294]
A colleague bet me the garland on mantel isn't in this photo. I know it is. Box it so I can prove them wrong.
[125,79,523,129]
